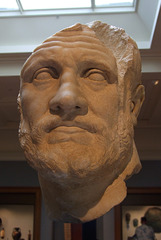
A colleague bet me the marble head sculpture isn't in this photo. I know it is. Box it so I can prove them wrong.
[18,21,145,222]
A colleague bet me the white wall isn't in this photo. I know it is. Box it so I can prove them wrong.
[0,205,33,240]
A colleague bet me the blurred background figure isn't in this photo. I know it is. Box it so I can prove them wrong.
[133,217,156,240]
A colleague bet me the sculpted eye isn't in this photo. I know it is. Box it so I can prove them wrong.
[84,69,108,82]
[33,67,59,81]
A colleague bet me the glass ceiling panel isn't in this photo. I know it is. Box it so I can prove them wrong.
[20,0,91,10]
[95,0,134,7]
[0,0,18,11]
[0,0,136,16]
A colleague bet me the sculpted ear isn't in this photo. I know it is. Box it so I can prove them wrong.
[131,84,145,126]
[17,93,22,114]
[17,93,24,123]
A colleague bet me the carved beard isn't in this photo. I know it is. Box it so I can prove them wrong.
[19,108,134,188]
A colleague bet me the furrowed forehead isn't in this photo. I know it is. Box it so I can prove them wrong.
[33,29,105,52]
[20,27,117,82]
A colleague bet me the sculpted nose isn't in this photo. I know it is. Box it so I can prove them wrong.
[49,82,88,117]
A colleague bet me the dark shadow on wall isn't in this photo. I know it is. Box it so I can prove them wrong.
[0,161,39,187]
[126,160,161,188]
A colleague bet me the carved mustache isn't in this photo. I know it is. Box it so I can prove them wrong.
[30,114,110,143]
[43,118,97,134]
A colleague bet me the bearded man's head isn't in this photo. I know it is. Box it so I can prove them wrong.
[18,21,145,222]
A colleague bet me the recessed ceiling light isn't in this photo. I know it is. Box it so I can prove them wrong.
[154,80,159,86]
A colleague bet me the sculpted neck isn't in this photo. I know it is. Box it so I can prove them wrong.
[38,141,141,223]
[38,171,114,222]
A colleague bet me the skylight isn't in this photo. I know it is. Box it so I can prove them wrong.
[95,0,134,7]
[0,0,18,11]
[20,0,91,10]
[0,0,136,16]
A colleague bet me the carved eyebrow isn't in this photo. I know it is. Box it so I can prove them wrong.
[21,53,62,83]
[21,46,118,83]
[79,60,118,83]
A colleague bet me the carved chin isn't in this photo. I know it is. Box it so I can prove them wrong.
[19,120,135,222]
[19,125,133,188]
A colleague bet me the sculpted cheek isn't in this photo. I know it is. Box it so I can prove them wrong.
[21,85,49,123]
[86,85,119,123]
